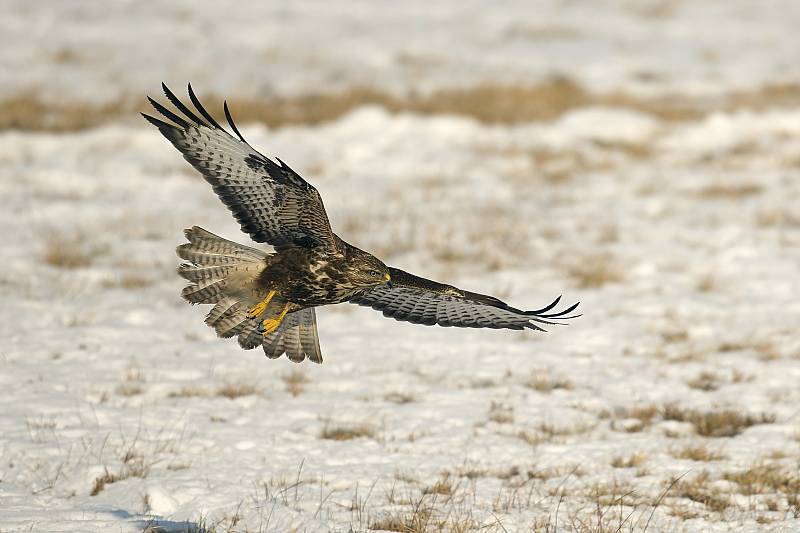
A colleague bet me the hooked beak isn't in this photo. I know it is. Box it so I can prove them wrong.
[384,273,392,288]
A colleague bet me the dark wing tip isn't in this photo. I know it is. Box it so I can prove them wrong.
[141,112,179,134]
[538,301,580,319]
[525,295,562,316]
[223,100,246,142]
[161,82,206,127]
[146,95,191,129]
[187,83,225,130]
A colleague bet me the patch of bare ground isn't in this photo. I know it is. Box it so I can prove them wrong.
[384,391,417,404]
[91,453,150,496]
[671,444,726,462]
[526,372,574,393]
[487,401,515,424]
[368,477,497,533]
[696,183,763,199]
[8,81,800,131]
[168,385,211,398]
[662,406,775,438]
[564,253,625,289]
[320,422,376,441]
[723,463,800,500]
[42,232,106,269]
[669,471,732,514]
[215,381,257,399]
[281,368,309,397]
[610,404,660,433]
[686,369,752,392]
[101,274,154,289]
[611,452,648,469]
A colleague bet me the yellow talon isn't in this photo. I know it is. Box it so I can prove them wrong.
[262,304,290,336]
[247,290,276,319]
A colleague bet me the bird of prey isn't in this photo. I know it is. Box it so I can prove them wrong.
[143,84,579,364]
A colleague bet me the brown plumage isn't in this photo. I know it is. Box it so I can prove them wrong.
[145,84,579,364]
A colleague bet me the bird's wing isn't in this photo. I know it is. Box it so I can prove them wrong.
[143,83,337,250]
[349,268,579,331]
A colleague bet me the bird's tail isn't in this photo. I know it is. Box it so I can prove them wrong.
[176,226,323,363]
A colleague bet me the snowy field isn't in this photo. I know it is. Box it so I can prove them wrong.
[2,2,800,532]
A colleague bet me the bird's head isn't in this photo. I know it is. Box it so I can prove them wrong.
[348,252,392,289]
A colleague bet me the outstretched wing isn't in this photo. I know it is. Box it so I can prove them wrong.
[143,83,337,250]
[349,268,579,331]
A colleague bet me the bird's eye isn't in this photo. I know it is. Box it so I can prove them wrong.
[369,270,379,277]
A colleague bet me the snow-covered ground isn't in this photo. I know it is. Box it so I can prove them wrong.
[2,2,800,532]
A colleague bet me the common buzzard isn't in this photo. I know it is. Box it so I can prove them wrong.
[144,84,579,364]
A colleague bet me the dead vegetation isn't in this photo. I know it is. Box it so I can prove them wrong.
[384,391,417,404]
[320,422,376,441]
[487,401,515,424]
[526,372,574,393]
[281,369,309,397]
[671,444,726,462]
[8,80,800,132]
[611,452,648,469]
[101,274,154,289]
[696,183,763,199]
[215,381,258,399]
[669,471,732,514]
[610,404,660,433]
[168,385,211,399]
[723,463,800,497]
[565,253,625,288]
[41,233,101,269]
[610,404,775,438]
[662,406,775,438]
[90,453,150,496]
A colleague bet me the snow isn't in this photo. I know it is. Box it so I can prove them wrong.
[2,2,800,532]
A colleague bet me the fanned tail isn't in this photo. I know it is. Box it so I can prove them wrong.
[177,227,323,363]
[263,308,322,364]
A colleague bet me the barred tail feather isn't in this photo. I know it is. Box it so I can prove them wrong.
[177,226,267,305]
[204,298,256,338]
[177,226,323,363]
[262,308,322,364]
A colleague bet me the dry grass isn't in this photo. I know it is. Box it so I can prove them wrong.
[669,471,732,513]
[168,386,211,398]
[610,452,648,469]
[101,274,154,289]
[424,475,454,497]
[696,183,763,199]
[384,391,417,404]
[526,372,574,393]
[215,382,257,399]
[487,401,514,424]
[368,481,490,533]
[686,371,723,392]
[610,404,660,433]
[281,369,309,397]
[90,454,150,496]
[696,274,717,293]
[565,253,625,289]
[320,423,376,441]
[41,234,97,269]
[723,463,800,497]
[115,383,143,397]
[671,444,726,462]
[662,406,775,438]
[8,81,800,132]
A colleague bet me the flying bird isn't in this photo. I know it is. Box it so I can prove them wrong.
[143,84,579,364]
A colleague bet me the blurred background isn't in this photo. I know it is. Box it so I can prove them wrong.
[2,1,799,532]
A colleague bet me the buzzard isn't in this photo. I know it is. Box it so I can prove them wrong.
[143,84,579,364]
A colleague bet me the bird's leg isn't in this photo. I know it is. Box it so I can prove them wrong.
[247,290,276,319]
[262,304,290,336]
